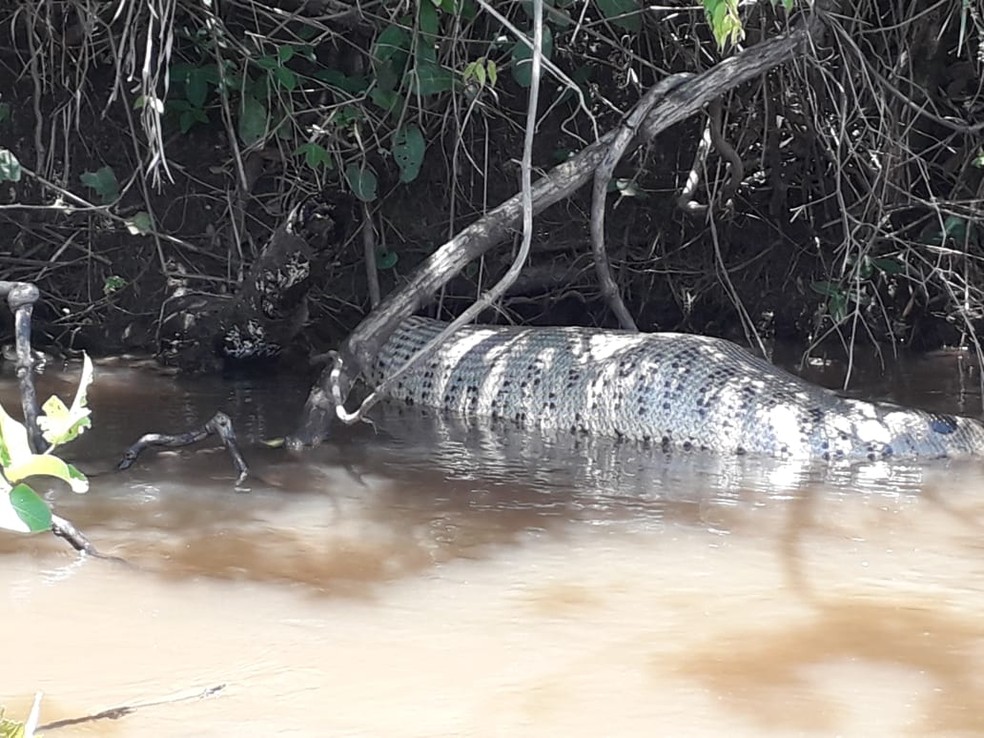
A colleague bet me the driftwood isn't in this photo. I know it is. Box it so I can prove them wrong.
[159,192,351,372]
[288,14,816,447]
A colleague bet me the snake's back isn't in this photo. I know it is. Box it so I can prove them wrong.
[369,317,984,460]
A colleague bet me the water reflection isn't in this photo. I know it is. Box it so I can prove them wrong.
[1,360,984,736]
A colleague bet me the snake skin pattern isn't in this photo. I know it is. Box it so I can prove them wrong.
[369,317,984,460]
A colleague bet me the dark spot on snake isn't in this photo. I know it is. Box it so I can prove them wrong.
[929,414,958,434]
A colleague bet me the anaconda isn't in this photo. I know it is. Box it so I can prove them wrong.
[369,317,984,461]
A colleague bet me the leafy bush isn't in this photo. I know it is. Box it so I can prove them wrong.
[0,357,93,535]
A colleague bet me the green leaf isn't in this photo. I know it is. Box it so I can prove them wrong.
[458,0,478,21]
[278,45,295,64]
[186,67,210,108]
[0,102,10,125]
[255,54,279,72]
[0,706,29,737]
[179,108,209,134]
[870,257,904,275]
[943,214,967,242]
[5,454,89,493]
[413,58,453,96]
[973,151,984,168]
[315,70,370,94]
[595,0,641,33]
[80,166,119,203]
[418,0,441,43]
[810,280,843,299]
[370,87,403,116]
[392,125,426,183]
[238,95,268,146]
[103,275,127,295]
[376,249,399,270]
[510,26,553,88]
[295,142,333,170]
[373,25,411,69]
[333,105,366,128]
[344,163,378,202]
[829,292,848,322]
[704,0,744,48]
[0,148,21,183]
[125,211,154,235]
[273,66,298,91]
[37,361,93,448]
[486,59,498,86]
[8,483,52,533]
[0,402,32,469]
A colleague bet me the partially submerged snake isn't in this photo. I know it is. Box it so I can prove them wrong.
[370,317,984,461]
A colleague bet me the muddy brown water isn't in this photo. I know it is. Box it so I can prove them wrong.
[2,349,984,737]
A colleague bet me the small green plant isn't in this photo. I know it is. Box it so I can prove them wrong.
[0,148,21,183]
[79,166,119,204]
[102,275,127,295]
[0,693,43,738]
[0,356,92,535]
[811,255,904,324]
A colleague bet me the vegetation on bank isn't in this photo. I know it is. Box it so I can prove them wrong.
[0,354,92,535]
[0,0,980,361]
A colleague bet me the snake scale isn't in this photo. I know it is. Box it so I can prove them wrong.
[369,317,984,461]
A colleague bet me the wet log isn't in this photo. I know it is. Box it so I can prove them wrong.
[289,13,817,447]
[159,193,351,373]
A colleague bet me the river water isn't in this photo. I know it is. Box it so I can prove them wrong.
[1,347,984,737]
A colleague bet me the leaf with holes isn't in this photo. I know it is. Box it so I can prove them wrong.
[344,164,378,202]
[376,250,399,270]
[37,354,93,447]
[392,125,426,183]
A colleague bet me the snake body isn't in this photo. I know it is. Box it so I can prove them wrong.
[370,317,984,460]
